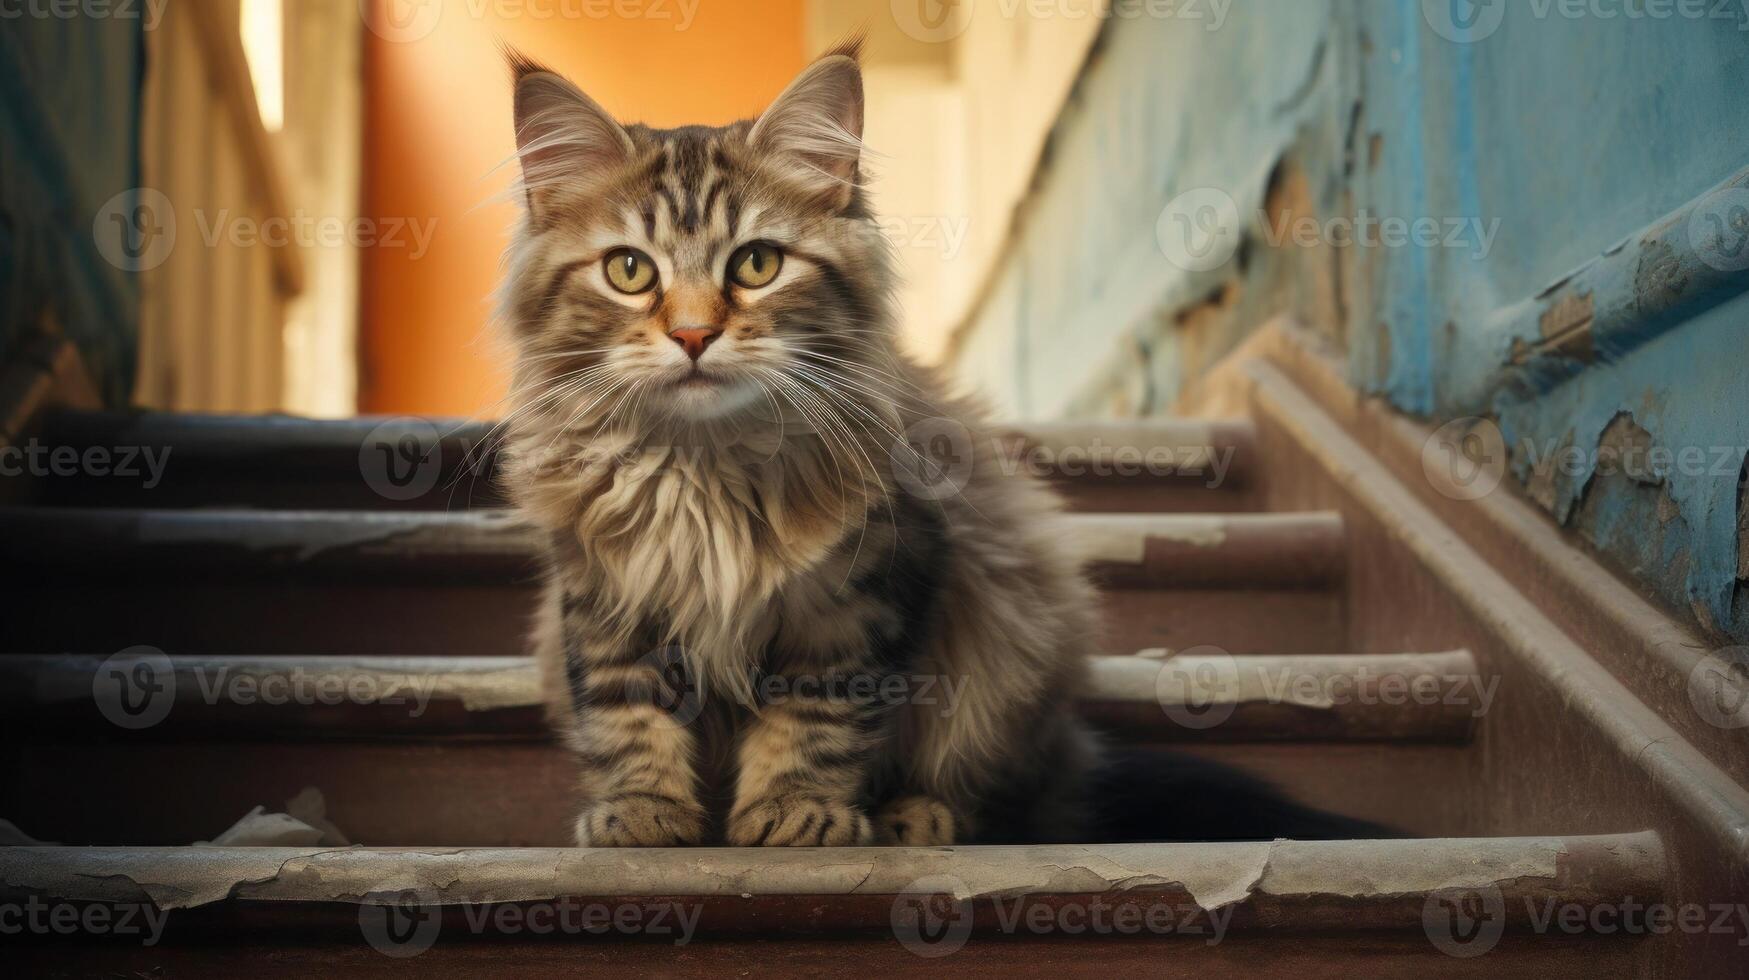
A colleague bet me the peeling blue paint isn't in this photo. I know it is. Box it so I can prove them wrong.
[1497,290,1749,633]
[949,1,1749,640]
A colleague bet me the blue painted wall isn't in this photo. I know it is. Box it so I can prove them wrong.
[0,15,145,405]
[949,0,1749,640]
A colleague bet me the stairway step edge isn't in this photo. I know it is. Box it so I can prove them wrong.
[37,410,1259,487]
[0,833,1665,938]
[0,508,1345,590]
[1,650,1478,744]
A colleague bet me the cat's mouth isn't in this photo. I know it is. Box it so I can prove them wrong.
[674,371,723,390]
[661,367,763,420]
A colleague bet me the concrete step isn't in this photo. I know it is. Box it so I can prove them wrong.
[0,507,1341,589]
[0,509,1348,657]
[0,650,1479,741]
[0,834,1666,974]
[0,651,1478,846]
[22,411,1260,513]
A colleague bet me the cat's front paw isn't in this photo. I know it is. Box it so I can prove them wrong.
[576,794,705,847]
[728,794,873,846]
[874,795,958,846]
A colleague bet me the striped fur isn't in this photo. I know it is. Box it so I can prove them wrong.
[498,44,1101,847]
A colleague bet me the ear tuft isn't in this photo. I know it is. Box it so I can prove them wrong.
[508,52,635,222]
[821,32,864,64]
[748,47,865,208]
[502,44,554,83]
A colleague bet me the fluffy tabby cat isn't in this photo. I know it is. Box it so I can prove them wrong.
[496,43,1388,847]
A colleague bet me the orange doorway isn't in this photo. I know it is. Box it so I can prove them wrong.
[358,0,808,416]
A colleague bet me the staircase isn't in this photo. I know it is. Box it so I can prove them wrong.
[1,325,1744,977]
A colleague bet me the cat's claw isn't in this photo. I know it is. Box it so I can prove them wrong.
[728,795,873,846]
[874,795,957,846]
[575,795,705,847]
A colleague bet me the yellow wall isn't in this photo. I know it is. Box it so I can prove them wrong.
[359,0,807,416]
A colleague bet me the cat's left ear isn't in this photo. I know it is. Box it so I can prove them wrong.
[749,43,865,209]
[508,50,635,223]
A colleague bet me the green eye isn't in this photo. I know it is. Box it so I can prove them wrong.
[728,242,783,289]
[604,247,657,294]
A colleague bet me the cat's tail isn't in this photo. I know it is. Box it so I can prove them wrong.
[1087,747,1406,842]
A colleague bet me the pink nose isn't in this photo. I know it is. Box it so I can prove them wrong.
[669,326,722,361]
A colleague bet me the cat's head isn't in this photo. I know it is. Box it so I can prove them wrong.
[499,41,898,432]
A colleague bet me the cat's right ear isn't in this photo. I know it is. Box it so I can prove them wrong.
[508,51,634,223]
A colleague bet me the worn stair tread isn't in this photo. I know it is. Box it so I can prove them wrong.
[1,739,1469,847]
[0,833,1666,939]
[0,582,1349,660]
[0,650,1479,743]
[0,507,1342,590]
[27,411,1258,513]
[37,411,495,469]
